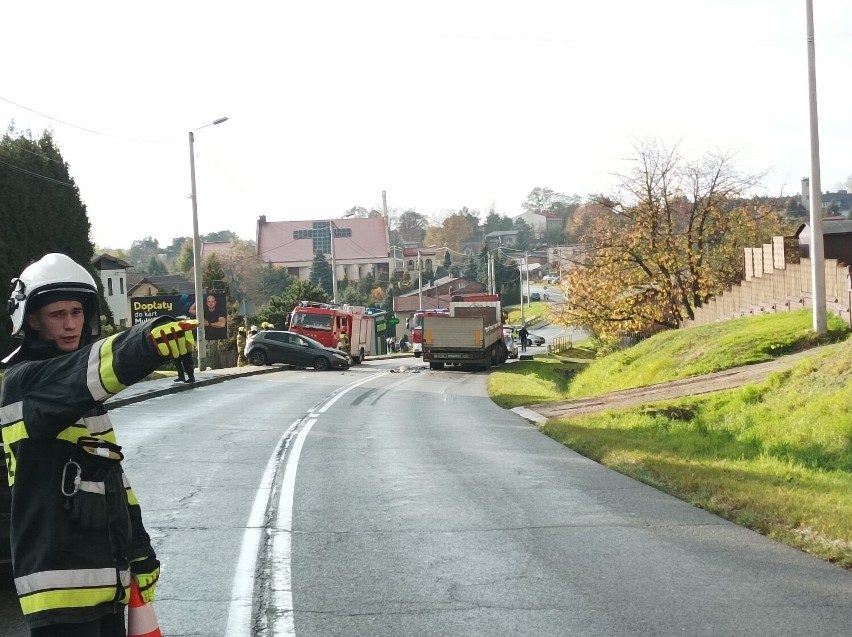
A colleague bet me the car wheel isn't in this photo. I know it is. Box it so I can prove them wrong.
[313,356,331,371]
[248,350,267,366]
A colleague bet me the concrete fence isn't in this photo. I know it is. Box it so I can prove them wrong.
[682,257,852,328]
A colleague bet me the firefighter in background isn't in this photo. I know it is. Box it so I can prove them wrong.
[236,325,248,366]
[249,324,258,337]
[337,328,350,353]
[0,253,196,633]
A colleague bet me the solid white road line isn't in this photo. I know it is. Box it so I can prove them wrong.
[224,372,387,637]
[272,372,387,637]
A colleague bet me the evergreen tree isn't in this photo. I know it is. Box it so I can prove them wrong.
[462,253,479,281]
[254,279,330,328]
[0,128,95,355]
[309,251,334,296]
[476,245,490,286]
[147,256,167,275]
[258,263,292,298]
[203,253,230,298]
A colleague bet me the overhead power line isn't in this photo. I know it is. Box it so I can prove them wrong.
[0,158,75,187]
[0,94,112,136]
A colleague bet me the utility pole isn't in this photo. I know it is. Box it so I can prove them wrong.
[806,0,827,334]
[524,251,531,311]
[329,221,338,302]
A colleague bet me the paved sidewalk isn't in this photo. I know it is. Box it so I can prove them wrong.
[105,365,282,410]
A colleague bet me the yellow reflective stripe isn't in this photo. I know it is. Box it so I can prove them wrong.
[2,419,27,446]
[86,337,125,401]
[19,587,118,615]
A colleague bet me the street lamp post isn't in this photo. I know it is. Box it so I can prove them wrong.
[189,116,228,371]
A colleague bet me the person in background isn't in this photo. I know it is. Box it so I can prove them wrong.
[236,326,248,367]
[173,316,197,384]
[518,325,529,352]
[337,328,350,353]
[399,332,409,352]
[0,253,196,635]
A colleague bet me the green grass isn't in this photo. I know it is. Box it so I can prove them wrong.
[488,309,848,407]
[487,309,852,568]
[504,302,550,325]
[488,346,596,409]
[540,346,852,567]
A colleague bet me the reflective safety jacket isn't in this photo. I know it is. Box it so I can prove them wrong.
[0,320,168,629]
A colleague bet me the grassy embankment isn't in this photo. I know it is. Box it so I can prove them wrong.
[488,309,852,568]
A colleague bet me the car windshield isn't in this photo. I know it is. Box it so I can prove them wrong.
[291,313,333,330]
[291,332,323,348]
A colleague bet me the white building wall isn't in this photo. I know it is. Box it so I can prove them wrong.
[99,267,130,327]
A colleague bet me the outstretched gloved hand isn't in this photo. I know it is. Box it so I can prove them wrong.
[130,556,161,603]
[149,320,198,359]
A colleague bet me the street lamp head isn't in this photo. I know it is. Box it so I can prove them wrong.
[193,117,229,133]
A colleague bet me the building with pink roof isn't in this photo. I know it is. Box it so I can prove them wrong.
[255,215,393,283]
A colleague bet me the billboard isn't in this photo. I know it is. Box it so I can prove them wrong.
[130,293,228,340]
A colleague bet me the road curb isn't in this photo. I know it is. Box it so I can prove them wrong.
[105,367,283,411]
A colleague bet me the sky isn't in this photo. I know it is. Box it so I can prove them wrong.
[2,1,851,250]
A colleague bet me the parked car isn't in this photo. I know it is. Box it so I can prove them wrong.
[503,335,519,359]
[530,292,541,302]
[543,274,559,284]
[526,332,546,347]
[245,330,351,370]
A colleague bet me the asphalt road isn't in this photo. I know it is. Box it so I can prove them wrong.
[2,358,851,636]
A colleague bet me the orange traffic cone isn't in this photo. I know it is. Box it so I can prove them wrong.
[128,579,163,637]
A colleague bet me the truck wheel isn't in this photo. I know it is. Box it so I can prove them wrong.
[429,362,444,370]
[358,347,365,364]
[414,352,421,358]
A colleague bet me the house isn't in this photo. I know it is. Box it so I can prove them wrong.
[485,230,519,249]
[90,254,132,327]
[401,246,438,277]
[128,274,196,297]
[256,215,391,284]
[200,240,234,262]
[548,244,590,274]
[801,178,852,215]
[514,210,562,238]
[796,219,852,265]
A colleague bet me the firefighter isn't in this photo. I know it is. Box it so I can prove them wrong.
[337,328,350,352]
[0,253,196,634]
[236,325,248,366]
[249,324,258,337]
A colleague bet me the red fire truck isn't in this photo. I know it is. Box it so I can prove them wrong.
[288,301,386,364]
[410,308,449,358]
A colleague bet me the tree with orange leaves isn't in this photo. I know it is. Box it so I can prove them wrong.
[552,141,793,343]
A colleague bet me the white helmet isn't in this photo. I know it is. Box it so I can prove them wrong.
[7,253,100,339]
